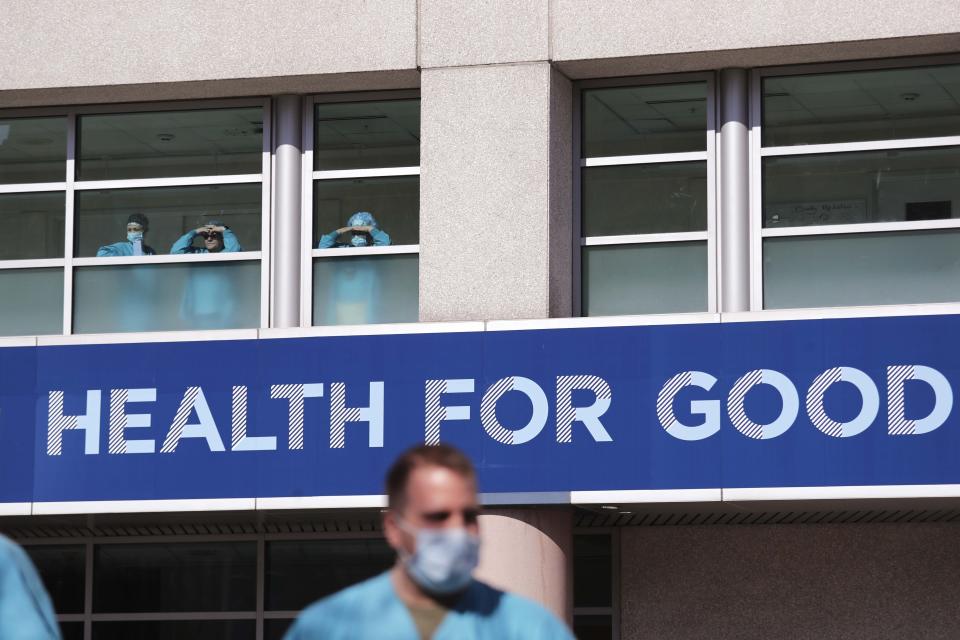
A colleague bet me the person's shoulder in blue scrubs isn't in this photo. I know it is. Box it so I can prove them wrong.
[0,535,61,639]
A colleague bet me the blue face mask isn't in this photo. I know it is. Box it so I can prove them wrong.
[350,233,369,247]
[127,231,144,243]
[398,520,480,595]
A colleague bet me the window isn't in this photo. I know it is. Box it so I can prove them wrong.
[304,93,420,326]
[578,77,716,316]
[0,101,269,335]
[755,61,960,309]
[24,535,394,640]
[573,532,618,639]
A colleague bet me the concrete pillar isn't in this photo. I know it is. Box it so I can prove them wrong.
[272,94,302,328]
[719,68,750,312]
[475,507,573,623]
[419,62,573,321]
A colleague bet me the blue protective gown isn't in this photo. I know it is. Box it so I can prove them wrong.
[283,572,574,640]
[95,240,157,257]
[170,229,244,329]
[0,535,61,640]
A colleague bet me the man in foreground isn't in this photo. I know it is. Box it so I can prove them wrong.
[285,444,573,639]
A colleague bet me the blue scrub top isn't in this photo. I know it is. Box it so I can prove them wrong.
[0,535,61,639]
[284,571,574,640]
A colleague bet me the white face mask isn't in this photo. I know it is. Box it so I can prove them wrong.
[397,518,480,595]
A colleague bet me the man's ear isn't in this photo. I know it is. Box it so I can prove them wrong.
[383,509,403,551]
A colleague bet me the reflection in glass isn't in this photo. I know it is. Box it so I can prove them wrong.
[75,184,261,257]
[0,192,65,259]
[582,162,708,236]
[574,535,612,608]
[264,619,294,640]
[763,65,960,146]
[78,108,263,180]
[73,261,260,333]
[315,100,419,170]
[763,146,960,228]
[583,83,707,157]
[764,230,960,309]
[266,539,394,611]
[60,622,84,640]
[313,254,418,326]
[314,176,419,246]
[93,543,256,613]
[0,268,63,336]
[0,117,67,184]
[582,242,707,316]
[573,615,614,640]
[92,621,255,640]
[24,545,85,614]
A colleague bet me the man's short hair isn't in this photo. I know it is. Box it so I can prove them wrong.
[385,444,477,511]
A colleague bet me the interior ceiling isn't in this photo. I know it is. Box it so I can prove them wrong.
[315,100,419,150]
[585,82,707,139]
[764,65,960,124]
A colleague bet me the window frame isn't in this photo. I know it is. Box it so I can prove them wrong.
[574,72,718,317]
[749,54,960,310]
[0,97,273,335]
[299,90,421,328]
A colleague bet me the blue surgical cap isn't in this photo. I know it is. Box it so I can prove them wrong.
[347,211,377,228]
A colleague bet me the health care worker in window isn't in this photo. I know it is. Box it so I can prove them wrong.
[317,211,392,325]
[171,219,244,329]
[96,213,157,257]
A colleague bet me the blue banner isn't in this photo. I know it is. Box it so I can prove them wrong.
[2,313,960,506]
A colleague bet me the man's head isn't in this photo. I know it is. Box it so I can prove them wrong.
[126,213,148,241]
[383,444,481,596]
[199,220,225,252]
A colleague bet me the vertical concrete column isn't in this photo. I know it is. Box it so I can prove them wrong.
[419,62,573,321]
[272,95,302,327]
[475,508,573,623]
[719,68,750,312]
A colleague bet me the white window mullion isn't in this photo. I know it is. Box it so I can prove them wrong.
[62,112,77,335]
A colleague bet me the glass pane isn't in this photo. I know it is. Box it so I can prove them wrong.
[582,83,707,157]
[60,622,84,640]
[314,176,418,247]
[573,535,612,608]
[23,545,85,614]
[315,99,419,170]
[266,539,394,611]
[582,162,707,236]
[573,615,613,640]
[75,184,261,257]
[92,621,255,640]
[313,254,418,326]
[763,147,960,228]
[763,65,960,146]
[0,268,63,336]
[78,107,263,180]
[264,619,294,640]
[582,242,707,316]
[0,117,66,184]
[0,192,65,259]
[764,230,960,309]
[93,542,256,613]
[74,261,260,333]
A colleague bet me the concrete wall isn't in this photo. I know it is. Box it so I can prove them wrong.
[2,0,958,104]
[620,523,960,640]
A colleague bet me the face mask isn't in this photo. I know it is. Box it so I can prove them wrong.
[350,233,369,247]
[397,519,480,595]
[127,231,144,243]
